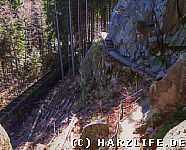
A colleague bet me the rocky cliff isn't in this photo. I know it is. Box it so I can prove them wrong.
[109,0,186,73]
[149,53,186,113]
[109,0,186,113]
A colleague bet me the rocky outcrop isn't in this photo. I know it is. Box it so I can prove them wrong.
[80,119,109,150]
[160,0,186,35]
[109,0,186,113]
[79,41,145,104]
[109,0,186,73]
[149,53,186,113]
[0,124,13,150]
[157,120,186,150]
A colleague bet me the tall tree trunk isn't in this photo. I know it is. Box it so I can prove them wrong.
[88,11,91,44]
[54,0,64,81]
[85,0,88,52]
[1,61,6,82]
[68,35,71,73]
[69,0,75,75]
[96,4,99,32]
[14,51,19,76]
[78,0,82,59]
[91,9,94,42]
[101,12,103,31]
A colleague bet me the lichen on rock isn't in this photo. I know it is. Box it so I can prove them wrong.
[79,40,144,104]
[149,53,186,113]
[0,124,13,150]
[156,120,186,150]
[109,0,186,73]
[79,41,111,103]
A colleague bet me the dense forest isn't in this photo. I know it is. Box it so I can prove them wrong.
[0,0,186,149]
[0,0,117,99]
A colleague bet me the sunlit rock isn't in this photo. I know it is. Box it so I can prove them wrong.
[149,53,186,113]
[33,143,46,150]
[0,124,13,150]
[156,120,186,150]
[109,0,186,71]
[79,119,109,150]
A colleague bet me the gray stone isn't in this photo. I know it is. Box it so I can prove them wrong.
[145,127,154,134]
[109,0,185,71]
[155,71,166,80]
[149,55,186,113]
[170,28,186,47]
[0,124,13,150]
[182,107,186,111]
[80,119,109,150]
[157,120,186,150]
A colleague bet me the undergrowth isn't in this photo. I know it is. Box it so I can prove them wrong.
[153,110,186,139]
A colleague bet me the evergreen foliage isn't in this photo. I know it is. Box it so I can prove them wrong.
[0,0,116,94]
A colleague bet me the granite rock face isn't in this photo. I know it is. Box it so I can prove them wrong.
[160,0,186,35]
[109,0,186,73]
[0,124,13,150]
[149,53,186,113]
[109,0,186,113]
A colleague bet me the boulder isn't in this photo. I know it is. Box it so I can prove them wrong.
[160,0,186,35]
[157,120,186,150]
[149,53,186,113]
[33,144,47,150]
[79,119,109,150]
[0,124,13,150]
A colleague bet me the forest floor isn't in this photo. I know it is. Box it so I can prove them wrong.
[7,41,152,149]
[0,79,38,111]
[8,71,149,149]
[6,43,153,149]
[10,74,80,149]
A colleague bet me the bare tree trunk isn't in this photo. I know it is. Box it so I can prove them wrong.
[85,0,88,52]
[68,35,71,73]
[1,62,6,82]
[91,9,94,42]
[69,0,75,75]
[54,0,64,81]
[78,0,82,59]
[96,3,99,32]
[109,0,111,21]
[14,52,19,76]
[101,12,103,31]
[88,11,91,44]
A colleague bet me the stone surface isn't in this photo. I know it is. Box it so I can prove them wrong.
[160,0,186,35]
[157,120,186,150]
[0,124,13,150]
[145,127,154,135]
[34,144,46,150]
[170,27,186,46]
[80,119,109,150]
[149,53,186,113]
[109,0,186,72]
[155,71,166,80]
